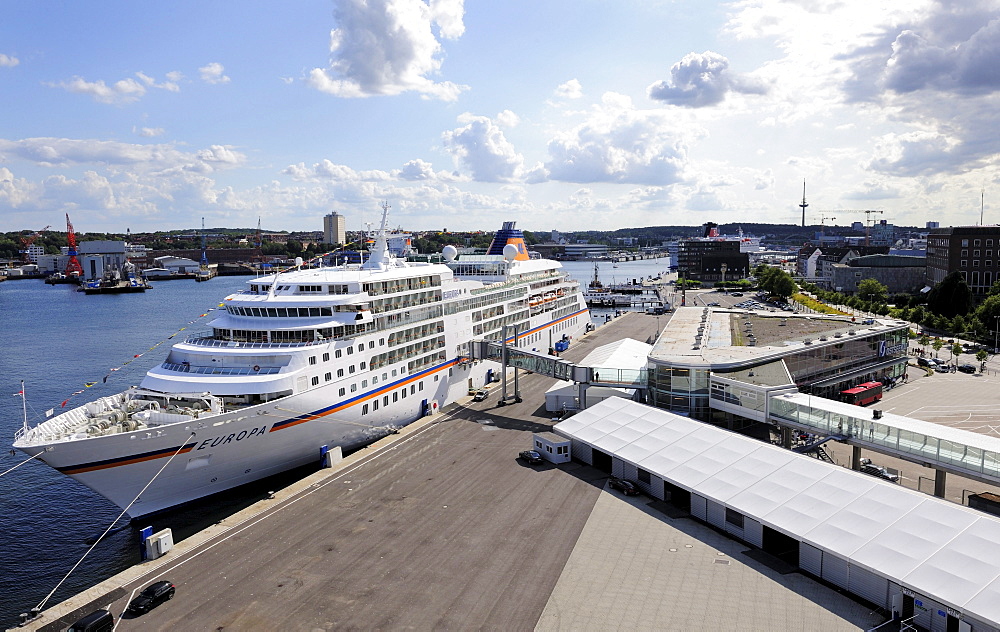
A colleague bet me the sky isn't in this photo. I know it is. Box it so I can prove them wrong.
[2,0,1000,236]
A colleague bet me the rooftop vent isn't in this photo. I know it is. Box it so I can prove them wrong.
[819,335,828,341]
[848,329,856,335]
[803,338,812,344]
[834,333,842,338]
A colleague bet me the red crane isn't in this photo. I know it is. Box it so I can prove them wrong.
[18,225,51,263]
[64,213,84,277]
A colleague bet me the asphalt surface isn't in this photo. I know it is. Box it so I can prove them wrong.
[28,313,662,631]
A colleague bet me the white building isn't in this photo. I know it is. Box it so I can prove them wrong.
[324,212,347,245]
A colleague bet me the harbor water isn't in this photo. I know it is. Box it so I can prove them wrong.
[0,256,669,624]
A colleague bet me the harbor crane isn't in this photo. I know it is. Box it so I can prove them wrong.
[18,225,51,263]
[64,214,84,277]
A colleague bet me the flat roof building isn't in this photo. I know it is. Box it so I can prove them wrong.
[645,306,908,422]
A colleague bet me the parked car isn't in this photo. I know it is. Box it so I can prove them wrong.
[518,450,544,465]
[472,389,488,402]
[68,610,114,632]
[917,357,932,367]
[934,364,951,373]
[607,476,640,496]
[958,363,977,374]
[127,581,175,615]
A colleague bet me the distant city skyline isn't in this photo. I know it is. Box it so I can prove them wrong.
[2,1,999,234]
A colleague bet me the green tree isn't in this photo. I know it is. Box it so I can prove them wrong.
[932,338,945,358]
[857,278,888,305]
[977,349,989,363]
[771,272,798,299]
[950,342,964,366]
[927,271,974,318]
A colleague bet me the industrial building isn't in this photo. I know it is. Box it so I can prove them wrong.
[556,398,1000,631]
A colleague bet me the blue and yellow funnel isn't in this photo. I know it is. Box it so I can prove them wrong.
[486,221,530,261]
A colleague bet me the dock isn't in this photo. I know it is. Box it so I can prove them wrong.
[16,312,880,631]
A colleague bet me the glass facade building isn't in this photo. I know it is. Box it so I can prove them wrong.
[648,325,908,420]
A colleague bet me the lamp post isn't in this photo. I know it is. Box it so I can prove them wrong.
[720,262,727,288]
[994,316,1000,355]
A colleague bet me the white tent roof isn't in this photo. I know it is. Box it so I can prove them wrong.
[555,398,1000,625]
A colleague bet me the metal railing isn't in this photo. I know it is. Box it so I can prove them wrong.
[162,362,282,376]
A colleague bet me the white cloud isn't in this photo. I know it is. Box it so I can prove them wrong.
[50,71,183,104]
[441,113,524,182]
[307,0,468,101]
[555,79,583,100]
[199,62,231,84]
[0,137,245,173]
[134,127,165,138]
[282,159,391,182]
[647,51,768,107]
[543,93,692,185]
[0,53,19,68]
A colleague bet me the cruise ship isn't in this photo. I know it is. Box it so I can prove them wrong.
[13,209,589,517]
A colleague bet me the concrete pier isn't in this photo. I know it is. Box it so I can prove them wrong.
[16,313,879,632]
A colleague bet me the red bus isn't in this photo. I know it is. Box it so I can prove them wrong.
[841,381,883,406]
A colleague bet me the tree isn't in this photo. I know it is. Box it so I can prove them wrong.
[927,271,974,318]
[771,272,798,299]
[857,278,888,305]
[950,342,964,366]
[932,338,945,358]
[977,349,989,363]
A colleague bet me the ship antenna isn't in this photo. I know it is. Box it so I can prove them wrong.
[20,380,27,435]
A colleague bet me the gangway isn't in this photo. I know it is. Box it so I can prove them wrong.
[769,391,1000,493]
[469,335,649,407]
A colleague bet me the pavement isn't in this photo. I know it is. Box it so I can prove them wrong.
[16,313,886,632]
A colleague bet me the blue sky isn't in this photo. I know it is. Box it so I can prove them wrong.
[2,0,1000,235]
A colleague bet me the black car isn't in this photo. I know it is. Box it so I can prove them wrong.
[608,476,640,496]
[518,450,544,465]
[958,363,977,374]
[917,357,932,367]
[127,581,175,615]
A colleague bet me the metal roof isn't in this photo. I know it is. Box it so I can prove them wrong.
[555,398,1000,625]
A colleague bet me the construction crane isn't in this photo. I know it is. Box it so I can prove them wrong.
[64,214,84,277]
[18,225,51,263]
[818,210,884,245]
[818,215,836,240]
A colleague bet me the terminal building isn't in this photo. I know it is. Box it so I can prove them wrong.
[643,305,909,425]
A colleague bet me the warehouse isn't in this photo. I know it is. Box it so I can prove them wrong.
[555,398,1000,631]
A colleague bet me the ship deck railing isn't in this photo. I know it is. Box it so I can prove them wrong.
[162,362,282,376]
[184,335,330,348]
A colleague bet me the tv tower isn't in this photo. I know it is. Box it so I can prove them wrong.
[799,180,808,227]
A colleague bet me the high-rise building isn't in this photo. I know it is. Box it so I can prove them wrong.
[926,225,1000,295]
[323,212,346,245]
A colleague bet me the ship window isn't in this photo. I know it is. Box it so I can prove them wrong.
[325,372,332,381]
[311,376,319,386]
[339,388,345,396]
[357,344,363,353]
[369,341,375,349]
[309,356,317,365]
[382,373,388,380]
[419,382,424,391]
[336,350,342,358]
[360,362,367,370]
[349,365,355,374]
[401,389,406,398]
[323,353,330,362]
[434,375,439,382]
[351,384,357,392]
[347,347,353,355]
[337,369,344,377]
[382,396,388,406]
[362,380,367,387]
[372,375,378,385]
[410,385,415,394]
[275,308,287,317]
[380,338,385,345]
[393,392,398,402]
[373,400,379,410]
[363,404,369,415]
